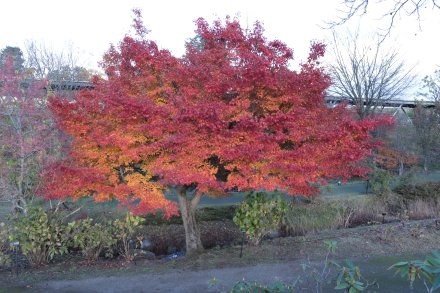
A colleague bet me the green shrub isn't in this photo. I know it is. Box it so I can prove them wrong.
[112,212,143,262]
[10,207,68,266]
[67,218,116,262]
[233,192,288,246]
[0,222,11,267]
[332,260,374,292]
[369,168,394,195]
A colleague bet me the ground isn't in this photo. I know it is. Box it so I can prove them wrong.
[1,219,439,292]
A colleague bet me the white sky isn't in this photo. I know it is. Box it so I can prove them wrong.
[1,0,439,93]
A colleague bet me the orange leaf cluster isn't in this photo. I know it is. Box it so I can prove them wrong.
[374,146,418,171]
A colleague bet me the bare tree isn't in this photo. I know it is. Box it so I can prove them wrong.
[422,69,440,101]
[331,0,440,39]
[24,40,91,82]
[0,58,62,213]
[413,102,440,171]
[327,31,415,119]
[411,70,440,170]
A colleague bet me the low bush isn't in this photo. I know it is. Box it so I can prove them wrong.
[233,192,288,245]
[369,168,394,195]
[112,212,144,262]
[10,207,69,266]
[67,218,116,262]
[394,182,440,204]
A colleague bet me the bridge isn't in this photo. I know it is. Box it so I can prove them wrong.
[325,97,437,108]
[46,80,94,91]
[43,81,438,109]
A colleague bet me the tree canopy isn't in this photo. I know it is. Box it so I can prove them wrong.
[40,11,392,252]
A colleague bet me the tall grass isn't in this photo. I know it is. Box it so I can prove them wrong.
[281,196,384,237]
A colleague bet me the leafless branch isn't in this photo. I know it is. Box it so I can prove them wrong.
[327,30,415,119]
[329,0,440,41]
[24,40,91,82]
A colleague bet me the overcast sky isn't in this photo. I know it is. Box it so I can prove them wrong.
[1,0,439,91]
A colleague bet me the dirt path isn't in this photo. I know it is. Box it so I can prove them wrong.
[8,257,423,293]
[31,263,301,293]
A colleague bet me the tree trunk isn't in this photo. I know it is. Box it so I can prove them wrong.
[424,156,428,172]
[12,195,27,215]
[398,160,404,176]
[177,187,203,255]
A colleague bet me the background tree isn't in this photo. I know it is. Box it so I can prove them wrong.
[422,69,440,102]
[0,46,25,71]
[374,146,418,175]
[0,57,60,213]
[332,0,440,39]
[372,109,418,175]
[328,31,415,119]
[412,70,440,171]
[41,11,391,254]
[413,105,440,171]
[25,40,92,82]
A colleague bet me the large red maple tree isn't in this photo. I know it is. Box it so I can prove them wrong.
[42,11,391,254]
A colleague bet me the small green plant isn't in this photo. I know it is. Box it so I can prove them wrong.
[297,240,337,292]
[233,192,288,245]
[390,251,440,293]
[68,218,116,262]
[112,212,143,262]
[331,259,377,292]
[10,207,68,266]
[0,222,11,266]
[298,240,377,293]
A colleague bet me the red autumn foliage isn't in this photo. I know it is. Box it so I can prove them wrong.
[40,11,392,252]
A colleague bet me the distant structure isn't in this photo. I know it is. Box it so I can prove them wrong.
[46,81,94,91]
[325,97,436,109]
